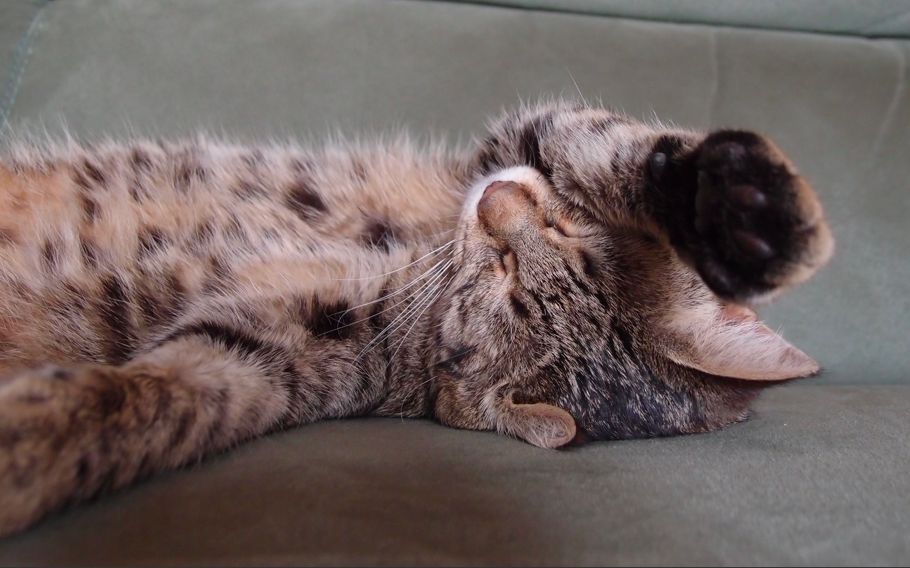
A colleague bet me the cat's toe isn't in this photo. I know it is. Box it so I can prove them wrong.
[728,184,768,209]
[688,130,832,302]
[731,229,775,261]
[696,257,736,298]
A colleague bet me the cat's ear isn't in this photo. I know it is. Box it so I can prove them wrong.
[660,303,819,381]
[494,394,576,449]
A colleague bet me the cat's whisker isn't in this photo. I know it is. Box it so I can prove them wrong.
[319,256,453,338]
[385,276,449,371]
[351,259,453,362]
[370,259,451,344]
[333,268,450,335]
[335,252,453,316]
[415,231,457,244]
[420,227,457,240]
[387,278,447,355]
[327,240,454,282]
[359,263,451,356]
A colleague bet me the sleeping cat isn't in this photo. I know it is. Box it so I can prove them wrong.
[0,100,832,535]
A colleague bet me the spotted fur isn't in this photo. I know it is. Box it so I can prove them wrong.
[0,100,833,535]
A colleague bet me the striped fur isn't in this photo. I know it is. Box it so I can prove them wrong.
[0,100,832,535]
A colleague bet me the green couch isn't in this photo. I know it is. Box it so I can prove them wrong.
[1,0,908,564]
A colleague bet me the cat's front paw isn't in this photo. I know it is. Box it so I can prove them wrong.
[0,364,113,536]
[674,131,833,303]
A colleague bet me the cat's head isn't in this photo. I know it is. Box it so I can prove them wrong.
[429,166,819,448]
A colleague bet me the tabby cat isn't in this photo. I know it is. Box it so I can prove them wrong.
[0,100,833,535]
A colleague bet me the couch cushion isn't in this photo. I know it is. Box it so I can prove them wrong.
[0,385,907,565]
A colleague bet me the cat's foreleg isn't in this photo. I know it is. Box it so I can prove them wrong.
[474,102,834,304]
[0,334,301,536]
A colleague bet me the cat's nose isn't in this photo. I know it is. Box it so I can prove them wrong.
[477,180,535,237]
[480,180,513,203]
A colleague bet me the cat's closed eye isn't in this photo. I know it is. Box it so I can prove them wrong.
[544,219,569,237]
[498,248,518,276]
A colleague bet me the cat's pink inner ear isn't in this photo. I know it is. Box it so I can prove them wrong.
[720,303,760,324]
[661,302,820,381]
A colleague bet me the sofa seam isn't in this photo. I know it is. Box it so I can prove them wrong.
[418,0,910,41]
[705,28,719,127]
[0,0,52,139]
[858,7,910,38]
[868,40,907,161]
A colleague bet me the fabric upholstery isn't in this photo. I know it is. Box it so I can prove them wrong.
[451,0,910,38]
[0,0,46,133]
[0,385,908,566]
[0,0,908,564]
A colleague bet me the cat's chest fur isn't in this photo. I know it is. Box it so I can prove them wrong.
[0,139,467,417]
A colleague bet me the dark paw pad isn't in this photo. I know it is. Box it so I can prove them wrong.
[684,131,826,301]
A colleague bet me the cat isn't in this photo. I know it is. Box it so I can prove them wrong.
[0,99,833,536]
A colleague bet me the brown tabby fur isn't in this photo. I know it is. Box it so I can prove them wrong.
[0,100,833,536]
